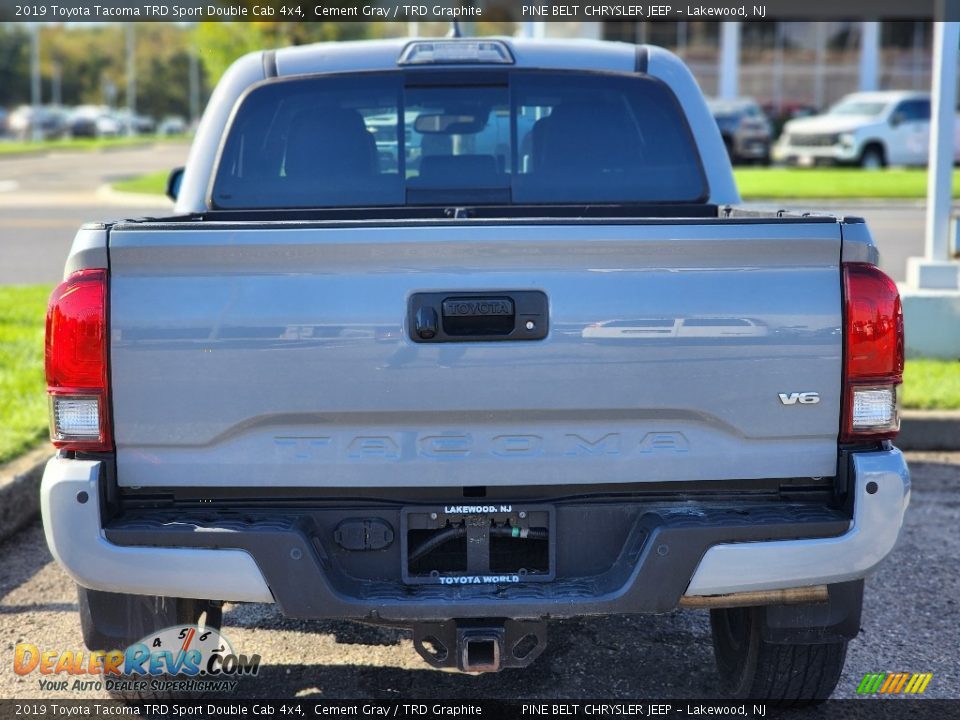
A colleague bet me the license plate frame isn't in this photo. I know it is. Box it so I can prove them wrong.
[400,504,556,586]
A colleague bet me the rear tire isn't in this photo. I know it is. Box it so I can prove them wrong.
[860,144,886,170]
[77,586,222,701]
[710,606,847,705]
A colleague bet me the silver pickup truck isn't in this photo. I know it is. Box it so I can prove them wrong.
[41,37,909,702]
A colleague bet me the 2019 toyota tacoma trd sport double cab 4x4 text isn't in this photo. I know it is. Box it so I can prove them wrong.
[41,37,909,702]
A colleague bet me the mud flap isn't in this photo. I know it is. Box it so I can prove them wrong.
[760,580,864,644]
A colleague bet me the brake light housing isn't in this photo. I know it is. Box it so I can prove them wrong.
[841,263,904,442]
[45,269,111,452]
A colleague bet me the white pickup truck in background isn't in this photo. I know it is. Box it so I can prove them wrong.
[774,90,960,168]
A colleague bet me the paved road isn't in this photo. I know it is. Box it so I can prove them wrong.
[2,452,957,702]
[0,145,184,285]
[767,201,927,283]
[873,206,930,282]
[0,146,941,285]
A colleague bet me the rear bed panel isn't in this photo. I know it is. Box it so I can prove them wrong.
[108,221,842,488]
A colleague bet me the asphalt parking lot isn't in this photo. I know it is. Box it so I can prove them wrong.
[0,144,183,285]
[2,452,956,702]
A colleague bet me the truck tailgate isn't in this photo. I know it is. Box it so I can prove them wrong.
[108,219,842,488]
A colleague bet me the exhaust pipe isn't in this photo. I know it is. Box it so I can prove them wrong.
[679,585,829,609]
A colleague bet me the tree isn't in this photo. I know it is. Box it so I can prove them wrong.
[0,26,32,108]
[1,23,208,120]
[194,22,373,85]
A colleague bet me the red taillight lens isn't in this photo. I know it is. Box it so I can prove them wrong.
[844,264,904,379]
[841,263,903,442]
[45,269,111,451]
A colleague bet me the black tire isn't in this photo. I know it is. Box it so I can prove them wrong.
[710,606,847,705]
[77,586,222,701]
[859,144,886,170]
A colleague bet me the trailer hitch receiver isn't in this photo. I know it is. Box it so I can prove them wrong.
[412,619,546,672]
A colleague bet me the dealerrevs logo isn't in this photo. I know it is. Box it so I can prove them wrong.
[14,625,260,694]
[857,672,933,695]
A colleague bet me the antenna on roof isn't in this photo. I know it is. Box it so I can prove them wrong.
[447,21,463,38]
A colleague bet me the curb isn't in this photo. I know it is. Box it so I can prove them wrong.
[898,410,960,452]
[0,445,52,544]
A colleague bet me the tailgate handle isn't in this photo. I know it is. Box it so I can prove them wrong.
[409,291,548,343]
[442,297,515,336]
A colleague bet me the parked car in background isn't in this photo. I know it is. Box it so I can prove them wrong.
[774,90,956,168]
[157,115,187,136]
[66,107,98,138]
[761,100,818,138]
[7,105,68,141]
[0,108,9,137]
[67,105,122,138]
[706,97,772,164]
[114,108,155,135]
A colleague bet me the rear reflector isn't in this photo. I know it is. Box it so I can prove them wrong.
[841,263,903,442]
[45,269,111,452]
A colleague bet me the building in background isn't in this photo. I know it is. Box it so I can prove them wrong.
[542,22,933,114]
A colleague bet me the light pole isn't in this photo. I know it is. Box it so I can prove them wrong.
[907,21,960,290]
[900,20,960,359]
[126,23,136,127]
[52,61,62,107]
[189,42,200,124]
[719,22,741,100]
[858,21,880,92]
[813,22,825,110]
[30,23,41,142]
[773,22,784,115]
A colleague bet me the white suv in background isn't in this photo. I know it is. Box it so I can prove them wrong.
[774,90,958,168]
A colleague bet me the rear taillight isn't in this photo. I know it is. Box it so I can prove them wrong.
[45,269,111,451]
[841,263,904,442]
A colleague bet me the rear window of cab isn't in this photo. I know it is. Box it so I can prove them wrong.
[211,70,708,209]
